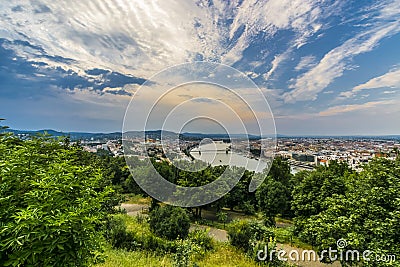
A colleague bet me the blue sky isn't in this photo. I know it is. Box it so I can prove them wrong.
[0,0,399,135]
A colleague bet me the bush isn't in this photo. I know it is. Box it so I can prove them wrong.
[104,215,140,251]
[227,220,286,266]
[188,228,214,252]
[0,136,114,267]
[149,205,190,240]
[240,200,256,215]
[247,238,285,266]
[227,220,273,252]
[105,215,176,253]
[172,240,193,267]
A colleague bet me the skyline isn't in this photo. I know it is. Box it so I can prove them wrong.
[4,128,400,139]
[1,0,400,135]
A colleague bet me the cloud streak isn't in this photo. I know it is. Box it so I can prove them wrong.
[283,1,400,103]
[340,68,400,98]
[318,100,397,116]
[0,0,334,80]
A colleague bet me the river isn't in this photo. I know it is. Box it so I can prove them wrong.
[190,142,268,173]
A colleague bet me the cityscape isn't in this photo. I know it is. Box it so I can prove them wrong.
[72,132,400,173]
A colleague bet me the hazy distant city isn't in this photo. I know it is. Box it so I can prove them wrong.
[9,129,398,174]
[92,136,400,173]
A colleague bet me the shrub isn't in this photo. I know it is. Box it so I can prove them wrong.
[227,220,273,252]
[247,238,284,266]
[172,240,192,267]
[149,205,190,240]
[105,215,176,253]
[0,136,115,267]
[240,200,256,215]
[188,228,214,252]
[104,216,140,251]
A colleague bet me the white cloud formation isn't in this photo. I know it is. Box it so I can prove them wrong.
[232,0,331,78]
[1,0,209,77]
[338,68,400,98]
[318,100,397,116]
[0,0,332,79]
[263,52,290,80]
[283,1,400,103]
[295,55,317,71]
[274,98,399,121]
[361,68,399,93]
[354,68,400,90]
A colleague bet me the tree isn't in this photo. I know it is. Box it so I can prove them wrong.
[256,176,290,226]
[223,169,257,213]
[256,157,294,219]
[268,156,292,185]
[291,161,350,222]
[295,159,399,266]
[0,135,115,266]
[149,205,190,240]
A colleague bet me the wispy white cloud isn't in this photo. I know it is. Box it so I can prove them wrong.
[339,68,400,98]
[354,68,400,90]
[274,98,399,120]
[295,55,317,71]
[0,0,332,80]
[283,1,400,103]
[263,52,290,80]
[319,100,397,116]
[231,0,331,78]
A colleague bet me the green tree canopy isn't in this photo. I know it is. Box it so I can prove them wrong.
[0,134,116,266]
[293,159,399,266]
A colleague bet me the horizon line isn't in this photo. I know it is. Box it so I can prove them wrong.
[4,128,400,138]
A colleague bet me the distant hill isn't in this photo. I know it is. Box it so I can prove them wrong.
[3,129,399,141]
[4,129,122,140]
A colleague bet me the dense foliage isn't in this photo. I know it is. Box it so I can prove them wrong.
[227,220,273,252]
[0,133,118,266]
[291,159,400,266]
[149,205,191,240]
[104,215,176,253]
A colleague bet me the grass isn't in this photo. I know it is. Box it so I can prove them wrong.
[94,214,263,267]
[123,194,151,205]
[116,213,151,235]
[96,209,309,266]
[195,243,259,267]
[193,218,228,230]
[270,227,311,250]
[96,247,172,267]
[96,243,260,267]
